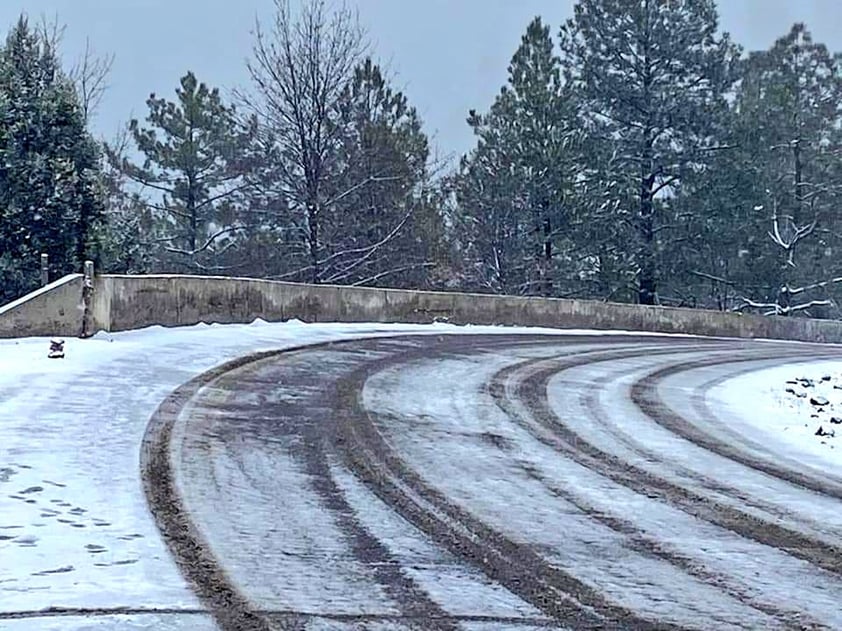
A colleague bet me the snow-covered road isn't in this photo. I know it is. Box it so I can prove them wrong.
[2,322,842,629]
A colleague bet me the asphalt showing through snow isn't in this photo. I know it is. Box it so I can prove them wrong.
[138,334,842,630]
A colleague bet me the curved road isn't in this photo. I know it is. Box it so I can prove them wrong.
[141,334,842,630]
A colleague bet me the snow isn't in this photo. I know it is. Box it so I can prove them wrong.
[0,318,646,624]
[0,614,218,631]
[710,359,842,474]
[2,315,841,628]
[361,348,834,628]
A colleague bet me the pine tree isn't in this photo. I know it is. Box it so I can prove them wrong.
[733,24,842,316]
[111,71,255,272]
[322,58,438,287]
[452,17,576,296]
[0,16,103,301]
[559,0,739,305]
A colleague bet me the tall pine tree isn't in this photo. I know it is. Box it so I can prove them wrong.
[452,17,576,296]
[111,71,255,273]
[0,16,103,301]
[559,0,739,304]
[735,24,842,315]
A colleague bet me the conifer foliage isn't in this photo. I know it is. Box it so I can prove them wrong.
[0,17,103,302]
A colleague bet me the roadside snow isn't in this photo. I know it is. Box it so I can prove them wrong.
[710,360,842,474]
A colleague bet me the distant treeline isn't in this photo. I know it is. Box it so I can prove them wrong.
[2,1,841,319]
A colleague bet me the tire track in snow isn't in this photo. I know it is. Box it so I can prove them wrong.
[632,354,842,496]
[331,338,691,631]
[147,333,842,630]
[489,345,842,626]
[230,347,462,631]
[141,349,287,631]
[145,335,582,630]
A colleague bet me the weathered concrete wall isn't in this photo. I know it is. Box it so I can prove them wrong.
[0,274,84,338]
[91,274,842,344]
[6,271,842,343]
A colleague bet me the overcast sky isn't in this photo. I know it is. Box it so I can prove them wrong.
[2,1,841,160]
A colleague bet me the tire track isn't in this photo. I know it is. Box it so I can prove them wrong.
[569,354,842,541]
[218,350,461,631]
[631,354,842,496]
[330,339,691,631]
[146,333,825,630]
[489,346,842,581]
[141,334,571,631]
[142,349,286,631]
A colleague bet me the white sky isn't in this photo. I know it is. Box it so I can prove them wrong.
[1,1,840,159]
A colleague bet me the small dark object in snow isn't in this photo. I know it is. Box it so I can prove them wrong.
[816,426,836,438]
[811,414,819,418]
[786,387,796,395]
[798,378,815,388]
[831,417,842,425]
[786,380,799,385]
[811,396,829,407]
[48,338,65,359]
[822,375,832,382]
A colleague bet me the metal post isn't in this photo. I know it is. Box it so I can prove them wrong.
[40,253,49,286]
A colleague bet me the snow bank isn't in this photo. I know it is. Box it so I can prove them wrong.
[711,360,842,474]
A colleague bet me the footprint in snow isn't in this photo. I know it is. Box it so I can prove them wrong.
[95,558,138,567]
[117,533,144,541]
[31,565,74,576]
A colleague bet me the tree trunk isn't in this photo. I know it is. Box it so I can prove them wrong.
[307,198,320,284]
[638,191,657,305]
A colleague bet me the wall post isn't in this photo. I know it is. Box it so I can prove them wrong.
[40,253,49,286]
[80,260,95,338]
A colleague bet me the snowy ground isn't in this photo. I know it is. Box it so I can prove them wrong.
[0,319,625,629]
[1,318,840,629]
[712,359,842,474]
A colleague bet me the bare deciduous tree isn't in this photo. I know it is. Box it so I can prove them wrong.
[69,38,114,124]
[239,0,367,283]
[33,15,113,124]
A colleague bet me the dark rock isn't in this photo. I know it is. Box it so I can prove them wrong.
[831,417,842,425]
[816,426,837,438]
[823,375,832,382]
[810,396,829,407]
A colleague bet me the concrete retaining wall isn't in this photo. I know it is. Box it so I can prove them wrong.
[88,274,842,344]
[4,272,842,343]
[0,274,84,338]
